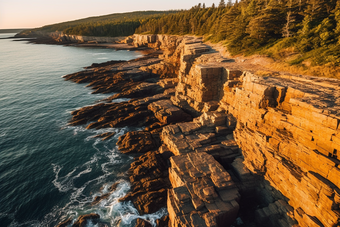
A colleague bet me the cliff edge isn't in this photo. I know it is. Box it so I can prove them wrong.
[131,34,340,227]
[59,33,340,227]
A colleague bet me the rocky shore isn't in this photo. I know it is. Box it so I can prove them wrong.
[49,34,340,227]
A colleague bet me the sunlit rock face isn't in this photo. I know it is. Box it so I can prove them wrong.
[219,72,340,227]
[131,34,340,227]
[57,33,340,226]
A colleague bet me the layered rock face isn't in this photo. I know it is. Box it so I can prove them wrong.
[159,106,243,227]
[137,35,340,226]
[219,73,340,227]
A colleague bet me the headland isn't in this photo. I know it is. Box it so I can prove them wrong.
[25,33,340,227]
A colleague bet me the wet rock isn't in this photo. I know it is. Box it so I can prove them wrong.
[93,132,115,141]
[117,131,161,154]
[72,213,100,227]
[119,151,171,215]
[69,103,107,126]
[70,90,175,129]
[55,218,72,227]
[91,182,119,205]
[84,60,126,69]
[63,56,163,95]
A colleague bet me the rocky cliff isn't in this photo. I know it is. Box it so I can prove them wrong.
[59,33,340,227]
[129,34,340,227]
[220,72,340,227]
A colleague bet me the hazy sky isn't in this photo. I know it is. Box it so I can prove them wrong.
[0,0,222,29]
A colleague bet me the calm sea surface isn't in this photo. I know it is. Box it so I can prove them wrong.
[0,34,166,227]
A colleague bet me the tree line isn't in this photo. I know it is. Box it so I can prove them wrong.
[29,11,177,37]
[136,0,340,66]
[22,1,340,68]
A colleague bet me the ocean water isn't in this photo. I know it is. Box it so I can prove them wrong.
[0,34,166,227]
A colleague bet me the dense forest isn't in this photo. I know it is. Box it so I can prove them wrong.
[136,0,340,70]
[21,11,177,37]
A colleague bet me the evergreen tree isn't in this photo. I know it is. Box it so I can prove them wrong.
[219,0,226,8]
[246,0,285,40]
[219,4,241,39]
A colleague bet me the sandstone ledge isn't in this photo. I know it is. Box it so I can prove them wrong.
[59,34,340,227]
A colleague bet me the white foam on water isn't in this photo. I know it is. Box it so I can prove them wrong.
[52,164,76,192]
[0,132,6,137]
[74,167,92,179]
[111,98,131,103]
[51,151,97,193]
[101,154,122,175]
[111,202,168,227]
[83,180,168,227]
[50,164,168,227]
[73,126,87,135]
[61,124,88,135]
[85,127,120,141]
[44,125,167,227]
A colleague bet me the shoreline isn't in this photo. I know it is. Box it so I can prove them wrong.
[30,34,340,227]
[11,35,147,51]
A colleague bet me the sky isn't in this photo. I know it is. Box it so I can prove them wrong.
[0,0,223,29]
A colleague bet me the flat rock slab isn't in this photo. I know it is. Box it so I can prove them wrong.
[148,100,192,124]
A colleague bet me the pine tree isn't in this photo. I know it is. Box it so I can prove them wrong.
[218,0,225,8]
[246,0,285,40]
[220,4,241,38]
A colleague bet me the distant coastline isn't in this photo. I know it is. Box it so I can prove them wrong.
[0,29,28,34]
